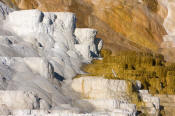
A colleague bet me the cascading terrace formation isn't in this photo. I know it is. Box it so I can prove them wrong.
[0,0,175,116]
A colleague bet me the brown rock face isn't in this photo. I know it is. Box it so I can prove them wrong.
[1,0,167,54]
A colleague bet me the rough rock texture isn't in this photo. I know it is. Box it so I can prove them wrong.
[10,110,136,116]
[72,77,160,116]
[71,77,136,116]
[72,77,128,99]
[1,0,167,54]
[74,28,102,61]
[0,3,107,115]
[139,90,160,115]
[0,2,13,35]
[2,9,103,79]
[0,91,40,110]
[0,57,68,109]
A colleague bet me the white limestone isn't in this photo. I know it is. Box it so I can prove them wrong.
[71,77,137,115]
[72,77,160,116]
[75,99,136,112]
[12,109,135,116]
[2,9,103,79]
[6,10,76,38]
[139,90,160,115]
[0,5,107,115]
[2,11,83,79]
[71,77,128,100]
[0,91,40,110]
[0,57,70,107]
[0,104,11,115]
[23,57,53,79]
[75,28,102,61]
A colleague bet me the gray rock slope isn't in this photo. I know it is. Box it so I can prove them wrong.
[0,2,103,114]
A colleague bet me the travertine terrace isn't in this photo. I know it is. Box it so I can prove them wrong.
[0,0,175,116]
